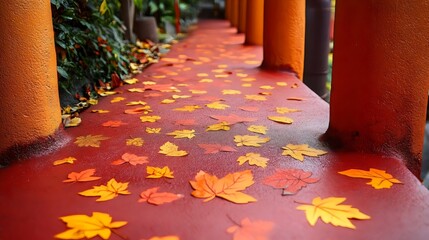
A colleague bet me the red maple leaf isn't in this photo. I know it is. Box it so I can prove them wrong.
[210,114,257,125]
[175,119,197,126]
[198,144,237,154]
[263,169,319,195]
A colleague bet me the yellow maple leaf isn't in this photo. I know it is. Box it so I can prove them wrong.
[234,135,270,147]
[206,121,231,131]
[282,144,327,161]
[190,170,256,204]
[206,101,230,110]
[149,236,180,240]
[126,101,147,106]
[167,129,196,139]
[199,78,213,83]
[55,212,127,240]
[247,125,268,135]
[143,81,156,85]
[123,78,138,84]
[74,135,109,147]
[91,109,110,113]
[245,95,267,101]
[146,127,161,134]
[260,85,274,90]
[276,107,301,114]
[242,83,252,87]
[338,168,402,189]
[128,88,145,93]
[110,97,125,103]
[222,89,242,95]
[190,89,207,94]
[161,99,176,104]
[296,197,371,229]
[241,77,256,82]
[237,153,269,168]
[53,157,76,166]
[159,142,188,157]
[173,105,201,112]
[268,116,294,124]
[276,82,288,86]
[172,95,191,99]
[126,137,144,146]
[98,91,118,96]
[140,115,161,123]
[197,73,209,77]
[147,166,174,179]
[236,73,248,77]
[79,178,131,201]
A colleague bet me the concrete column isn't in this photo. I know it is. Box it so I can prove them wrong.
[327,0,429,176]
[245,0,263,45]
[0,1,61,155]
[231,0,239,28]
[261,0,306,79]
[238,0,247,33]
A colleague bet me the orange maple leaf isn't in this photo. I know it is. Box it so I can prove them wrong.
[198,144,237,154]
[210,114,257,125]
[124,106,152,114]
[63,169,101,183]
[227,217,274,240]
[138,187,184,205]
[263,169,319,195]
[190,170,256,204]
[175,119,197,126]
[111,153,149,166]
[102,120,127,127]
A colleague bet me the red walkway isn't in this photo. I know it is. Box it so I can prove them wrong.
[1,20,429,240]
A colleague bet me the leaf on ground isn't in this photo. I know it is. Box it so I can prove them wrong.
[111,153,148,166]
[128,88,145,93]
[110,97,125,103]
[159,142,188,157]
[125,106,152,114]
[222,89,242,95]
[282,144,327,161]
[199,78,213,83]
[190,89,207,94]
[227,218,274,240]
[173,105,201,112]
[260,85,274,90]
[190,170,256,204]
[147,166,174,179]
[276,82,288,86]
[123,78,138,84]
[338,168,402,189]
[161,99,176,104]
[287,97,305,101]
[91,109,110,113]
[102,120,127,127]
[210,114,257,125]
[126,137,144,146]
[148,236,180,240]
[245,95,267,101]
[126,101,147,106]
[144,84,178,92]
[138,187,183,205]
[263,169,319,195]
[241,77,256,82]
[206,101,230,110]
[198,144,237,154]
[63,116,81,128]
[166,129,196,139]
[146,127,161,134]
[236,73,248,77]
[296,197,371,229]
[237,153,269,168]
[239,106,259,112]
[268,116,294,124]
[79,178,131,201]
[53,157,76,166]
[234,135,270,147]
[55,212,127,240]
[195,96,223,102]
[75,135,109,147]
[140,115,161,123]
[206,121,231,131]
[247,125,268,135]
[276,107,301,114]
[63,169,101,183]
[172,94,192,99]
[175,119,196,126]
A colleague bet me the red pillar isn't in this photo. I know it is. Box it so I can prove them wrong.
[238,0,247,33]
[327,0,429,176]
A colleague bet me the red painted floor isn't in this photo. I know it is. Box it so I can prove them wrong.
[1,20,429,240]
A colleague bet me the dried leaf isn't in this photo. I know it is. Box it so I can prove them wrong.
[110,97,125,103]
[338,168,402,189]
[148,236,180,240]
[54,157,76,166]
[102,120,127,127]
[268,116,294,124]
[139,187,183,205]
[159,142,188,157]
[210,114,257,125]
[247,125,268,135]
[63,116,81,128]
[146,127,161,134]
[126,137,144,146]
[140,115,161,123]
[199,78,213,83]
[166,129,196,139]
[227,218,274,240]
[173,105,201,112]
[128,88,145,93]
[234,135,270,147]
[190,170,256,204]
[172,95,191,99]
[79,178,131,201]
[91,109,110,113]
[276,107,301,114]
[222,90,242,95]
[260,85,274,90]
[198,144,237,154]
[245,95,267,101]
[126,101,147,106]
[282,144,327,161]
[287,97,305,101]
[237,153,269,168]
[55,212,127,240]
[74,135,109,147]
[206,121,231,131]
[161,99,176,104]
[123,78,138,84]
[239,106,259,112]
[63,169,101,183]
[296,197,371,229]
[206,101,230,110]
[276,82,288,86]
[263,169,319,195]
[111,153,148,166]
[125,106,152,114]
[175,119,196,126]
[147,166,174,179]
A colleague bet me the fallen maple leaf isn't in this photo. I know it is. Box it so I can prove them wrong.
[190,170,256,204]
[239,106,259,112]
[245,95,267,101]
[276,107,301,114]
[53,157,76,166]
[110,96,125,103]
[268,116,293,124]
[173,105,201,112]
[112,153,149,166]
[198,144,237,154]
[296,197,371,229]
[227,217,274,240]
[146,127,161,134]
[190,89,207,94]
[161,99,176,104]
[139,187,183,205]
[237,153,269,168]
[140,115,161,123]
[125,106,152,114]
[282,144,327,161]
[222,89,242,95]
[126,137,144,146]
[126,100,147,106]
[148,236,180,240]
[166,129,196,139]
[247,125,268,135]
[263,169,319,195]
[206,121,231,131]
[276,82,288,86]
[79,178,131,201]
[260,85,274,90]
[159,142,188,157]
[287,97,305,101]
[63,169,101,183]
[147,166,174,179]
[206,101,230,110]
[234,135,270,147]
[210,114,257,125]
[102,120,127,127]
[55,212,127,240]
[128,88,145,93]
[91,109,110,113]
[199,78,213,83]
[172,94,192,99]
[75,135,109,147]
[338,168,402,189]
[123,78,138,84]
[175,119,196,126]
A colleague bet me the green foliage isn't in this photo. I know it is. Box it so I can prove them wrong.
[51,0,132,101]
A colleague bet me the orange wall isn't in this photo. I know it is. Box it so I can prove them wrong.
[261,0,305,79]
[328,0,429,175]
[0,0,61,153]
[245,0,263,45]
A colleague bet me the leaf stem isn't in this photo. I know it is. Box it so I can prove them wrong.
[111,229,128,240]
[226,214,241,227]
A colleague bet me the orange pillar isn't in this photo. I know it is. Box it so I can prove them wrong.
[245,0,263,45]
[0,1,61,155]
[238,0,247,33]
[225,0,232,21]
[231,0,239,28]
[261,0,306,79]
[327,0,429,176]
